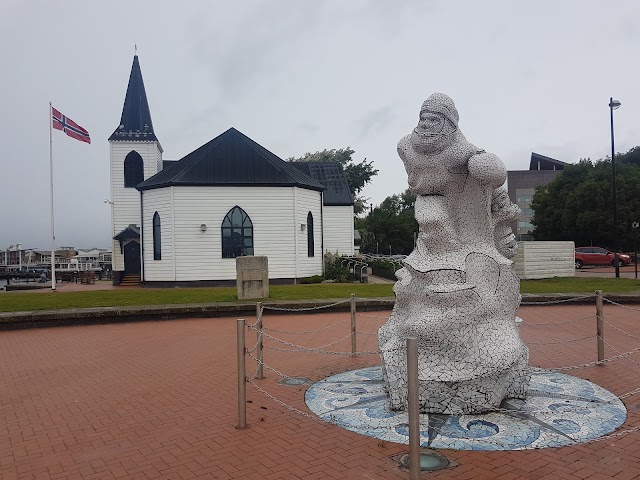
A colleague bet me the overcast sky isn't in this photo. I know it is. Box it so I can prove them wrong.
[1,0,639,250]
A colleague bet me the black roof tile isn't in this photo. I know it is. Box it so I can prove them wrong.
[137,128,325,192]
[290,162,354,206]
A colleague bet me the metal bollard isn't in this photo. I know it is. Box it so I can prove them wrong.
[237,318,247,428]
[256,302,264,380]
[406,337,420,480]
[596,290,604,364]
[350,294,357,355]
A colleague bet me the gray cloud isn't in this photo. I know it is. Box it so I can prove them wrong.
[1,0,640,249]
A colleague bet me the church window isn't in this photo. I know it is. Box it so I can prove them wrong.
[124,151,144,188]
[221,206,254,258]
[153,212,161,260]
[307,212,314,257]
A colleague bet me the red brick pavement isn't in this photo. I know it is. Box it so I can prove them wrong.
[1,302,639,479]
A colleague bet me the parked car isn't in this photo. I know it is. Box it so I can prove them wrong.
[574,247,631,269]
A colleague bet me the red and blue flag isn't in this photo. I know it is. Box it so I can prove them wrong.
[52,107,91,144]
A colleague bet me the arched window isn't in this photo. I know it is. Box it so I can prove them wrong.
[124,151,144,188]
[221,206,254,258]
[307,212,314,257]
[153,212,161,260]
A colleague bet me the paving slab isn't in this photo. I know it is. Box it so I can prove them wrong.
[0,303,639,479]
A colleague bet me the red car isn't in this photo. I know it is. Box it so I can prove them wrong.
[574,247,631,269]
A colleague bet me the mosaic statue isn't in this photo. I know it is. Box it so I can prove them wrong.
[378,93,530,414]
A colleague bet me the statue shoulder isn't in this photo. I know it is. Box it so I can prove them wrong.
[467,151,506,188]
[397,134,413,162]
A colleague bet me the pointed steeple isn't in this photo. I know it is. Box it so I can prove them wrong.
[109,55,158,141]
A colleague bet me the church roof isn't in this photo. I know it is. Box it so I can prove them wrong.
[113,225,140,240]
[137,128,325,192]
[109,55,158,143]
[290,162,354,206]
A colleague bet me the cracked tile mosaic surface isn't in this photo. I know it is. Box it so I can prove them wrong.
[305,366,627,450]
[379,93,529,413]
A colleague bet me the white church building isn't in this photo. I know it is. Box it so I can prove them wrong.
[109,55,354,286]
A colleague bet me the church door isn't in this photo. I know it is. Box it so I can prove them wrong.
[124,241,141,274]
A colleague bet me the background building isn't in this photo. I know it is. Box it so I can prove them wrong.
[507,153,568,241]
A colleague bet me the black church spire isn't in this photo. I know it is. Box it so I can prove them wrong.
[109,55,158,141]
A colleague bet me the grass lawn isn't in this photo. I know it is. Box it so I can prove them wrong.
[0,283,394,313]
[1,277,640,313]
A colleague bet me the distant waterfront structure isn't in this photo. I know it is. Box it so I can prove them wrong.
[0,245,111,274]
[507,153,568,241]
[108,55,355,287]
[0,244,27,274]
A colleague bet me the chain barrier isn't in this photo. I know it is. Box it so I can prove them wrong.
[262,331,353,351]
[247,351,302,382]
[262,299,351,312]
[602,319,640,340]
[259,316,351,335]
[527,334,596,345]
[552,346,640,371]
[602,339,640,368]
[602,297,640,312]
[520,294,595,306]
[245,339,260,355]
[619,386,640,400]
[521,313,596,327]
[239,292,640,450]
[251,327,379,355]
[248,380,326,422]
[247,362,261,381]
[587,425,640,444]
[262,344,380,355]
[358,313,391,320]
[246,376,640,447]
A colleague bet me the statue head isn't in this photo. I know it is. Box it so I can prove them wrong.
[411,93,459,154]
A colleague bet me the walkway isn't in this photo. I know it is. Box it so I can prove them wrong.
[0,303,639,479]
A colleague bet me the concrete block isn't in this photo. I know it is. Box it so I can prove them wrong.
[236,256,269,299]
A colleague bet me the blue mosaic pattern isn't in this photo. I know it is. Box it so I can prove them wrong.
[305,367,627,450]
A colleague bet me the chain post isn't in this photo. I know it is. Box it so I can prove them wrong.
[350,294,357,355]
[237,318,247,428]
[596,291,604,363]
[406,337,420,480]
[256,302,264,379]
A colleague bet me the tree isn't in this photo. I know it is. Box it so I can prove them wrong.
[288,148,378,215]
[356,188,417,255]
[531,147,640,251]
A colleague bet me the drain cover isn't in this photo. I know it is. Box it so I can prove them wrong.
[400,451,450,471]
[280,377,310,386]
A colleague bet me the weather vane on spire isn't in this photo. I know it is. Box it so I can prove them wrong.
[134,44,137,55]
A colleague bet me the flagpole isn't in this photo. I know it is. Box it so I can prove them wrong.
[49,102,56,291]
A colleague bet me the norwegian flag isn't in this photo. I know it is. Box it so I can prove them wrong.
[52,107,91,144]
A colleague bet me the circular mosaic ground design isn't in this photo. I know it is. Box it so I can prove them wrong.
[304,367,627,450]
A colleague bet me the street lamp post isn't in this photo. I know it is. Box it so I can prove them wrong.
[609,97,622,278]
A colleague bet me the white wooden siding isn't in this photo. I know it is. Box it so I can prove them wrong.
[141,188,174,281]
[294,188,323,277]
[109,141,162,271]
[168,186,322,281]
[323,205,354,256]
[514,241,575,279]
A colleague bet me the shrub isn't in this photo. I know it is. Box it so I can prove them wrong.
[323,252,356,283]
[301,275,324,284]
